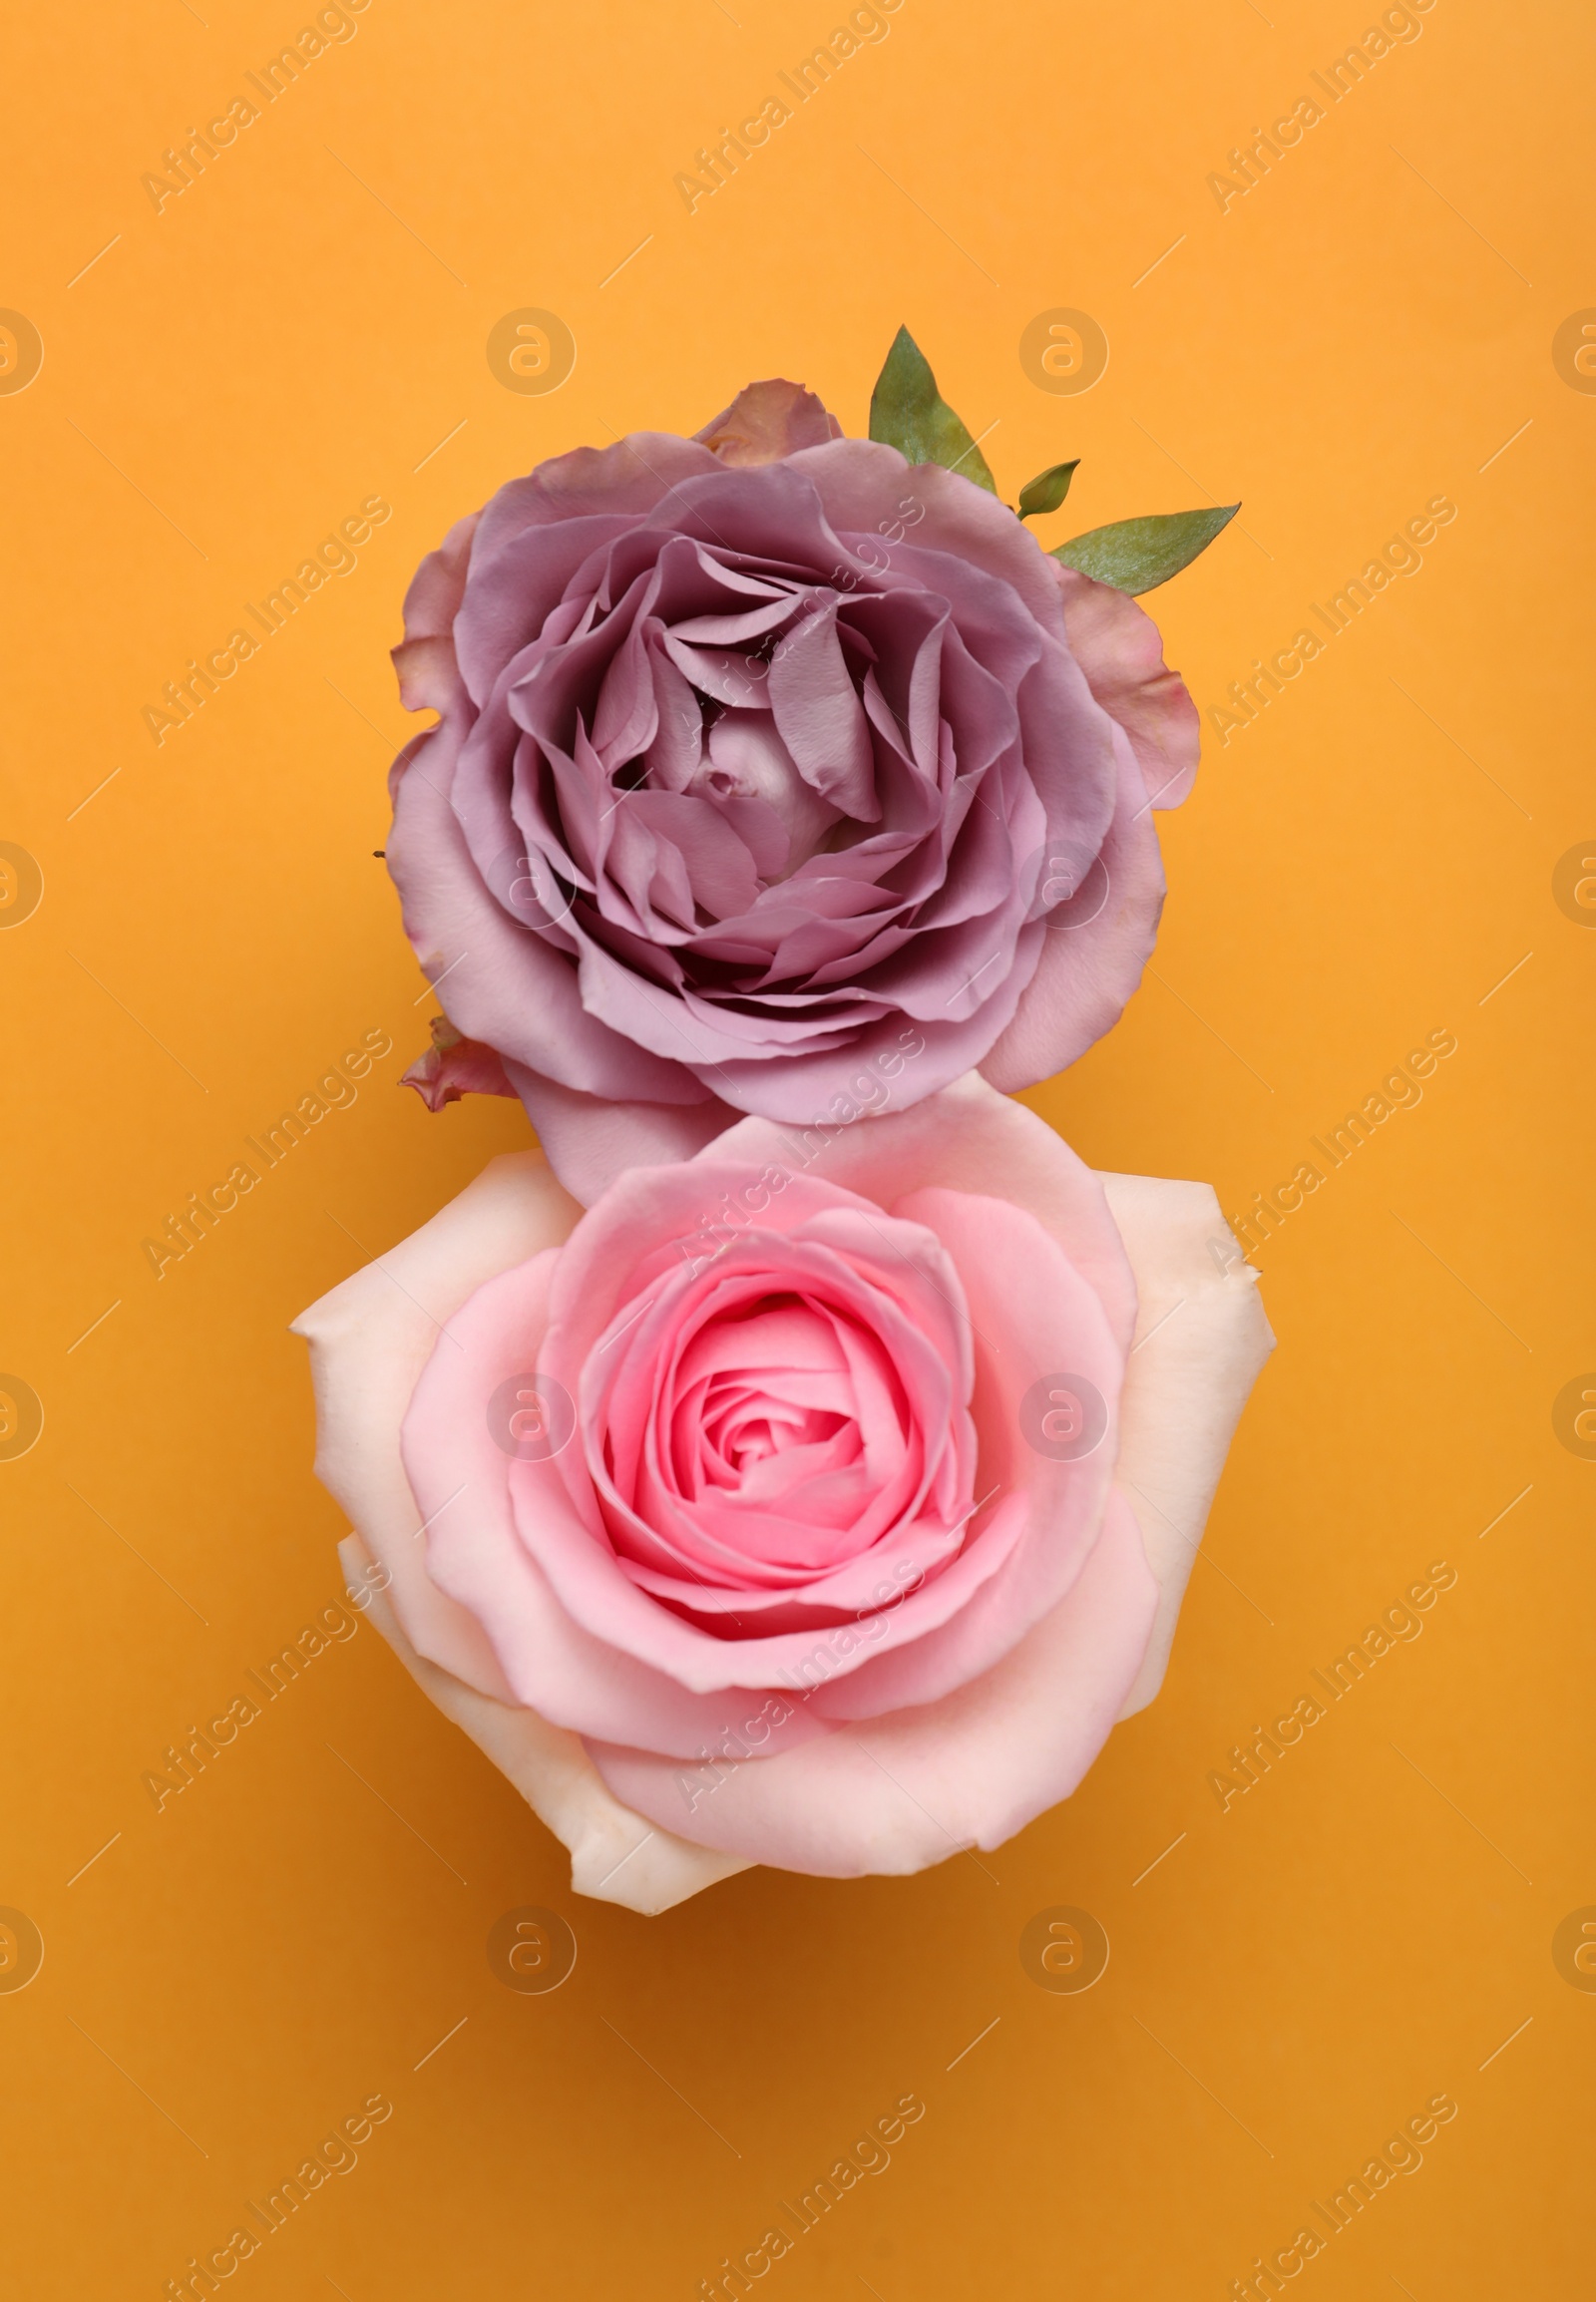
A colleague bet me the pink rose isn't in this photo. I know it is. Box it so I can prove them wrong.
[386,380,1200,1200]
[293,1076,1271,1912]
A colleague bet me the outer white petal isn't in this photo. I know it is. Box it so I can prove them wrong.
[1101,1175,1275,1717]
[291,1155,749,1913]
[289,1152,579,1698]
[338,1537,748,1915]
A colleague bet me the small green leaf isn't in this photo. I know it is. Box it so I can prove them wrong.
[1050,505,1240,594]
[868,325,998,494]
[1017,460,1079,520]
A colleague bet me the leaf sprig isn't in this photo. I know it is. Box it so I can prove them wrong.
[866,326,1239,594]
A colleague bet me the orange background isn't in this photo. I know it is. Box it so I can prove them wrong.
[2,0,1590,2293]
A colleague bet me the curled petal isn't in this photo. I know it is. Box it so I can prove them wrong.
[402,511,480,642]
[693,378,841,466]
[391,633,466,718]
[401,1019,519,1111]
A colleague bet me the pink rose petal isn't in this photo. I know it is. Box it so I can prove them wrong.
[587,1490,1157,1875]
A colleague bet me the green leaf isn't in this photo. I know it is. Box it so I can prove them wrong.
[1017,460,1079,520]
[868,325,998,495]
[1050,505,1240,594]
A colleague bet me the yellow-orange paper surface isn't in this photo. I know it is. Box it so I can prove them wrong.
[3,2,1589,2293]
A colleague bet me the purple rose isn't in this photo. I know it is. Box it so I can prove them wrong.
[387,381,1199,1196]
